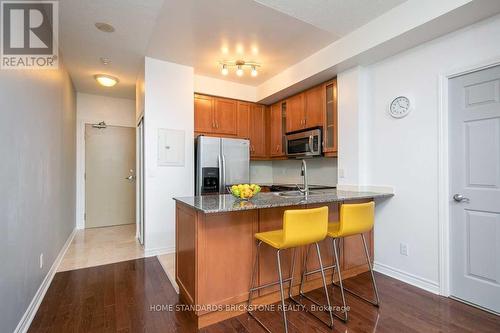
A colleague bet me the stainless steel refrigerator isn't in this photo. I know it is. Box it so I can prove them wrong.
[195,136,250,195]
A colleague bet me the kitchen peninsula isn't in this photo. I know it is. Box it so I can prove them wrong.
[174,189,393,328]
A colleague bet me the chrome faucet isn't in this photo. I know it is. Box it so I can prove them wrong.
[297,159,309,198]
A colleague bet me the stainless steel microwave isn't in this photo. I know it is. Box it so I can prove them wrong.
[285,127,322,157]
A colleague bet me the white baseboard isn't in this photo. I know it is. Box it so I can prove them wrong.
[374,261,440,295]
[14,228,77,333]
[144,245,175,257]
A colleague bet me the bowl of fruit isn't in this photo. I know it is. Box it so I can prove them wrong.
[230,184,261,200]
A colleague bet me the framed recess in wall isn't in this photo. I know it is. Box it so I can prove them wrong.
[158,128,185,166]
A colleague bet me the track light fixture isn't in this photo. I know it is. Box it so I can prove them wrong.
[219,60,261,77]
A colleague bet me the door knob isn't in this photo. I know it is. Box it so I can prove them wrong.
[453,194,470,203]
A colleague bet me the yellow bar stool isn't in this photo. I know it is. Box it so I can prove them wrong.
[247,206,334,333]
[298,201,380,322]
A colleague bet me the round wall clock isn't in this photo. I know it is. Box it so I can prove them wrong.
[389,96,411,118]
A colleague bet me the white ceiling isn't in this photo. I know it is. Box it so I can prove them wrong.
[60,0,407,99]
[254,0,406,36]
[59,0,164,99]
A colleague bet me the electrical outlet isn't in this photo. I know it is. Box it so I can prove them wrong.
[400,243,409,256]
[39,253,44,269]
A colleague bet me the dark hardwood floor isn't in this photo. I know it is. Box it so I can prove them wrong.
[29,257,500,333]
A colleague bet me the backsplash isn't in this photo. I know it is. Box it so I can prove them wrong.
[249,160,273,183]
[250,157,338,186]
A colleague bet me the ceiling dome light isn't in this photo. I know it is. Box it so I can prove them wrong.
[236,65,244,77]
[251,66,258,77]
[94,74,119,87]
[221,64,228,76]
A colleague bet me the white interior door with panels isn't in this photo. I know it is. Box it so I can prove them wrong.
[85,124,136,228]
[449,65,500,314]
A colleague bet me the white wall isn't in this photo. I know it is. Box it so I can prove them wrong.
[136,62,145,121]
[338,14,500,292]
[75,93,136,228]
[0,63,76,333]
[143,57,194,254]
[77,93,136,125]
[194,74,257,102]
[337,67,370,186]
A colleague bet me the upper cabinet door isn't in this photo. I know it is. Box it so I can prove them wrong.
[250,104,267,158]
[214,98,238,135]
[304,85,324,128]
[270,102,284,156]
[323,79,338,155]
[194,94,214,133]
[237,101,250,140]
[286,93,305,133]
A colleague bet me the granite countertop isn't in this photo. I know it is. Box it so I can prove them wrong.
[173,189,394,214]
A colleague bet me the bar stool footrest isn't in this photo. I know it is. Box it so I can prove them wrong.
[289,295,335,328]
[331,282,380,307]
[248,310,274,333]
[296,291,348,323]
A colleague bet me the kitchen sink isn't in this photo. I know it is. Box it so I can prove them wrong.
[275,191,304,197]
[275,190,328,198]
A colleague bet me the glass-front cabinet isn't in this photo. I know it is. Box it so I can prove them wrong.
[323,78,338,156]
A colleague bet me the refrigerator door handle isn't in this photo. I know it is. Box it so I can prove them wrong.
[221,154,226,194]
[217,154,223,194]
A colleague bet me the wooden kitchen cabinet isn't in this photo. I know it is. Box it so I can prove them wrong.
[304,84,324,128]
[286,93,305,133]
[323,79,338,156]
[194,94,215,133]
[237,101,250,139]
[213,98,237,135]
[194,95,237,136]
[249,104,267,158]
[270,101,285,157]
[194,75,338,159]
[285,85,325,133]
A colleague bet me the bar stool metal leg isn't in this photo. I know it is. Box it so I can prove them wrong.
[361,234,380,306]
[287,248,297,299]
[289,243,334,328]
[298,244,310,296]
[315,242,334,328]
[248,242,299,333]
[248,241,273,332]
[276,249,288,333]
[332,238,348,322]
[331,234,380,307]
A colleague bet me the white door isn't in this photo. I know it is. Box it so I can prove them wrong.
[85,124,136,228]
[449,65,500,313]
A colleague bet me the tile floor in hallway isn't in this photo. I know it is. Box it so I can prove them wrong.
[58,224,145,272]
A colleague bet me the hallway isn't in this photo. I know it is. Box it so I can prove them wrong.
[58,224,144,272]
